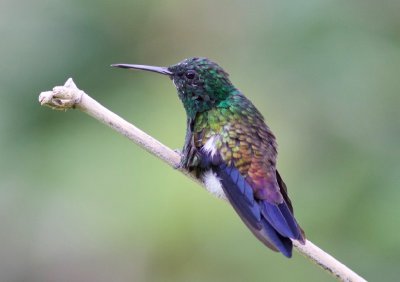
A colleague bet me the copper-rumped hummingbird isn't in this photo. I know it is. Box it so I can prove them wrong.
[112,57,305,257]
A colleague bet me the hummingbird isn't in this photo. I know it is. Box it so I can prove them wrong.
[112,57,305,257]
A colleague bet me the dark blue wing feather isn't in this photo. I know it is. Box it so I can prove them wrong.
[214,164,297,257]
[216,165,262,230]
[199,148,303,257]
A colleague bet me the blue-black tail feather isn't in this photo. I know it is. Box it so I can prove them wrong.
[259,218,293,258]
[261,201,301,240]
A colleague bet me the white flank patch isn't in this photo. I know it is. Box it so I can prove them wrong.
[203,170,226,199]
[202,135,219,157]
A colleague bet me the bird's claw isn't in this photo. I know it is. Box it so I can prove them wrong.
[173,148,183,155]
[173,149,184,169]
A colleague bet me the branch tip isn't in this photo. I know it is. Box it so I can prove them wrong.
[39,78,83,110]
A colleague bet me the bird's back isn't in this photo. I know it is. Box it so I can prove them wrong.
[193,92,305,257]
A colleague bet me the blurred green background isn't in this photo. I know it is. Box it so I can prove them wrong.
[1,0,399,281]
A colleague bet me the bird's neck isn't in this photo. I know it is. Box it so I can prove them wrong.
[182,87,240,119]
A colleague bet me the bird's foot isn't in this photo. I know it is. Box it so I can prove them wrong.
[173,148,182,155]
[173,149,184,169]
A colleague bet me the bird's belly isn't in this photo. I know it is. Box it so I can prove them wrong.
[202,170,227,199]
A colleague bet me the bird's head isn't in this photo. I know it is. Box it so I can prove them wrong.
[112,57,236,118]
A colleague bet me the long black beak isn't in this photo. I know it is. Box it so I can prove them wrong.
[111,64,172,75]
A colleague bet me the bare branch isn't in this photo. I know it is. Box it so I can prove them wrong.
[39,78,367,282]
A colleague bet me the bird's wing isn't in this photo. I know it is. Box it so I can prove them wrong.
[194,102,304,257]
[211,160,304,257]
[213,163,294,257]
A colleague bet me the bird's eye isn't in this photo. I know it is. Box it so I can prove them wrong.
[185,70,196,79]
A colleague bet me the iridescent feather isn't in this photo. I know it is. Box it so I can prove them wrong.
[191,93,305,257]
